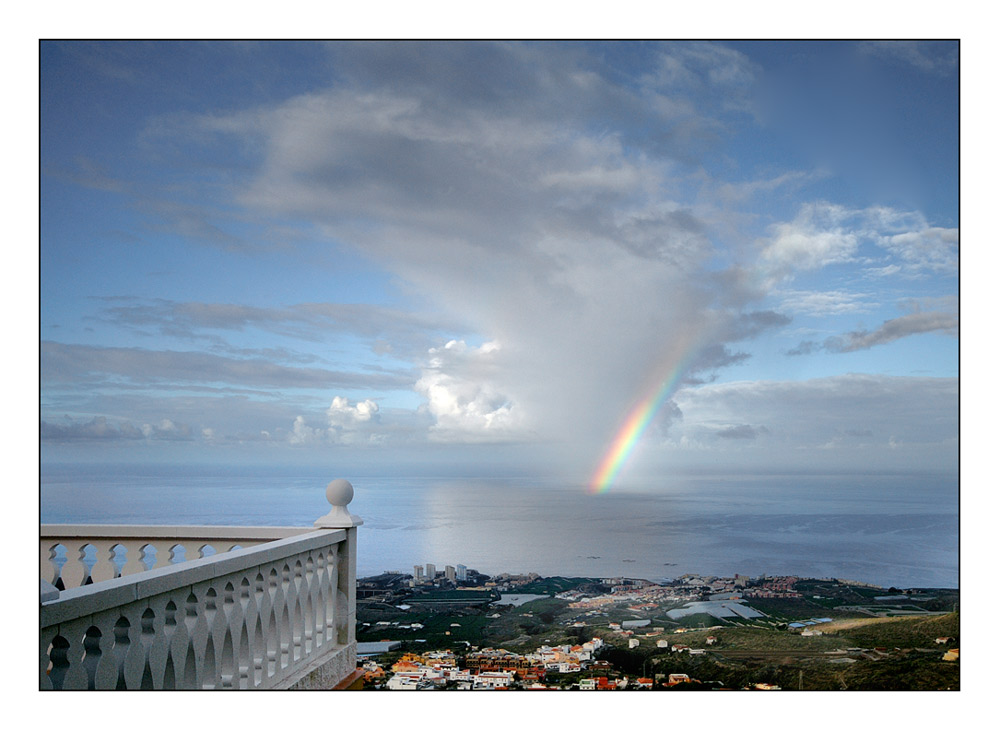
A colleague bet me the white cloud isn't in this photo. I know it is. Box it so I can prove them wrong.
[761,202,957,283]
[777,289,875,316]
[858,41,958,76]
[288,415,321,445]
[760,203,859,276]
[327,395,379,425]
[876,227,958,275]
[45,42,954,471]
[415,340,526,443]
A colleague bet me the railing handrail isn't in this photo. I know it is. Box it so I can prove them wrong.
[41,528,346,626]
[40,524,311,541]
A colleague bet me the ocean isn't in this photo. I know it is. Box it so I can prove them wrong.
[40,464,958,589]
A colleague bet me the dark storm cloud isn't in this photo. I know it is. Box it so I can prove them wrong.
[828,311,958,353]
[94,298,458,358]
[788,310,958,356]
[715,424,769,440]
[41,416,194,442]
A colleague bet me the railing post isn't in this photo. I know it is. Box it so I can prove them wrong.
[314,479,363,648]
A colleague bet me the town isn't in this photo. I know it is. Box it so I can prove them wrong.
[354,564,959,690]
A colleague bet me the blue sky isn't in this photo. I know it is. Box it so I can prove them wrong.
[39,40,958,480]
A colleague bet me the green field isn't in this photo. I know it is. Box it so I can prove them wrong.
[405,589,498,604]
[517,577,602,594]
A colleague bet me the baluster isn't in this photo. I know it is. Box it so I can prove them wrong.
[303,555,316,653]
[202,587,222,689]
[279,564,292,668]
[138,607,158,689]
[237,577,253,688]
[160,597,182,689]
[291,561,304,660]
[40,625,60,690]
[152,596,178,689]
[219,582,237,688]
[60,543,88,589]
[81,625,102,689]
[119,541,146,576]
[266,568,280,677]
[182,590,202,688]
[251,572,267,687]
[60,618,92,689]
[313,551,326,648]
[41,543,60,586]
[113,609,145,689]
[92,616,118,689]
[89,540,117,583]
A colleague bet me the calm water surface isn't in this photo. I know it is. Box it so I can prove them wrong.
[41,464,958,588]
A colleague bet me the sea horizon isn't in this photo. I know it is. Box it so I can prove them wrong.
[40,462,959,590]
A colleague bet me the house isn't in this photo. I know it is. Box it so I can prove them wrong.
[656,639,670,648]
[386,674,421,690]
[391,660,421,674]
[363,666,387,684]
[666,673,690,685]
[595,676,616,690]
[635,677,654,689]
[473,671,514,689]
[936,637,954,644]
[942,649,959,662]
[706,636,717,645]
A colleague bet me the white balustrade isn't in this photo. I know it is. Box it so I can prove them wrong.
[40,525,309,590]
[40,479,363,690]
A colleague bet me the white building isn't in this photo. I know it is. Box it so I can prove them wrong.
[473,671,514,689]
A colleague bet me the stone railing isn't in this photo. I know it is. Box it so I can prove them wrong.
[40,478,363,690]
[41,525,309,590]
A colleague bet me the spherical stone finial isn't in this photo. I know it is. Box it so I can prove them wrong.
[326,478,354,507]
[315,478,363,528]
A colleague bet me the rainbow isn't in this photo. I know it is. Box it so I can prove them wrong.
[589,342,699,494]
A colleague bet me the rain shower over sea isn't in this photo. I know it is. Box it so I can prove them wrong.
[41,464,958,589]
